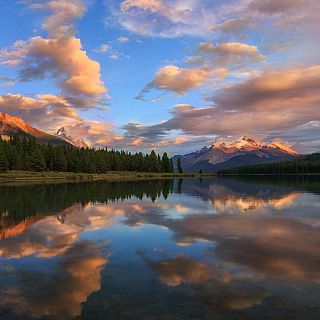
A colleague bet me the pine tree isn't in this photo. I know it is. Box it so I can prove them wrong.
[161,152,172,173]
[0,133,222,174]
[0,149,6,172]
[55,148,67,172]
[31,148,46,172]
[149,150,160,172]
[177,157,183,174]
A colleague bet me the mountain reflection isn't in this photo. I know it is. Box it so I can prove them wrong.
[0,177,320,319]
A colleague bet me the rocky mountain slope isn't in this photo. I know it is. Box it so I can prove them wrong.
[55,127,88,148]
[173,136,298,173]
[0,112,71,146]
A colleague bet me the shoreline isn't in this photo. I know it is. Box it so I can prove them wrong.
[1,171,317,186]
[0,170,214,185]
[217,173,320,176]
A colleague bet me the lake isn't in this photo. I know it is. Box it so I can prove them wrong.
[0,177,320,319]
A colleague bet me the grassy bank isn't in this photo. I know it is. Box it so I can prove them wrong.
[0,170,214,185]
[217,173,320,176]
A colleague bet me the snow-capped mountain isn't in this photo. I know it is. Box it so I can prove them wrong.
[173,136,298,173]
[55,127,89,148]
[0,112,71,146]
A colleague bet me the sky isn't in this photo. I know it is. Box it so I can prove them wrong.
[0,0,319,154]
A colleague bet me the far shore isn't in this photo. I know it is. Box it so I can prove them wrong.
[217,173,320,176]
[2,171,318,186]
[0,170,214,186]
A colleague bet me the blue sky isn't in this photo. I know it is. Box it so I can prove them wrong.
[0,0,319,154]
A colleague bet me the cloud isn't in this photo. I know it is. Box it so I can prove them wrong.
[138,41,264,101]
[265,121,320,153]
[120,0,164,12]
[30,0,86,37]
[95,43,112,53]
[117,36,130,43]
[112,0,217,38]
[0,93,80,126]
[137,65,212,99]
[0,0,110,144]
[249,0,308,15]
[0,76,15,86]
[124,65,320,151]
[0,40,29,66]
[0,93,122,148]
[0,92,192,150]
[149,65,211,94]
[213,65,320,111]
[210,18,253,34]
[22,0,105,101]
[62,120,119,147]
[198,42,266,63]
[110,0,318,39]
[2,36,106,101]
[94,42,129,61]
[0,0,107,124]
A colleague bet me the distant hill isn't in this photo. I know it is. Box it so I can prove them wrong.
[173,136,298,173]
[217,153,320,175]
[0,112,72,146]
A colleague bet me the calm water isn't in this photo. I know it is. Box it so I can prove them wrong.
[0,177,320,319]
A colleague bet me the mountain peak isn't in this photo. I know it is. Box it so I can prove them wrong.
[57,127,66,134]
[211,136,261,152]
[0,112,72,146]
[179,135,298,173]
[210,136,297,155]
[0,112,43,137]
[55,126,89,149]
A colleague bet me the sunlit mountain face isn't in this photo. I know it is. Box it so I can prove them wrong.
[0,0,319,154]
[0,177,320,319]
[0,112,72,146]
[55,126,89,148]
[173,136,298,172]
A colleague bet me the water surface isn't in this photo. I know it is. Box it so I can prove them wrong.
[0,177,320,319]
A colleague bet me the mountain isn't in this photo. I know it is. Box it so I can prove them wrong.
[55,127,88,148]
[173,136,298,173]
[0,112,72,146]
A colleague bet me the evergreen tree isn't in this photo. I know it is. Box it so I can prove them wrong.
[149,150,160,172]
[217,153,320,175]
[31,148,46,172]
[177,157,183,174]
[161,152,172,173]
[55,148,67,172]
[0,133,207,174]
[0,149,6,172]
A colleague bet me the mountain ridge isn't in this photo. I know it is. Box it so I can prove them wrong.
[55,127,89,148]
[0,112,72,146]
[174,136,298,173]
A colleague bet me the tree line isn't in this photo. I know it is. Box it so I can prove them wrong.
[0,135,174,173]
[217,153,320,175]
[0,179,175,227]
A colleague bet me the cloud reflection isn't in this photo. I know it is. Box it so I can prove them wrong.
[0,241,107,319]
[0,178,319,317]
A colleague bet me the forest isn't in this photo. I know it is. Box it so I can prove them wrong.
[217,153,320,175]
[0,135,174,173]
[0,179,175,223]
